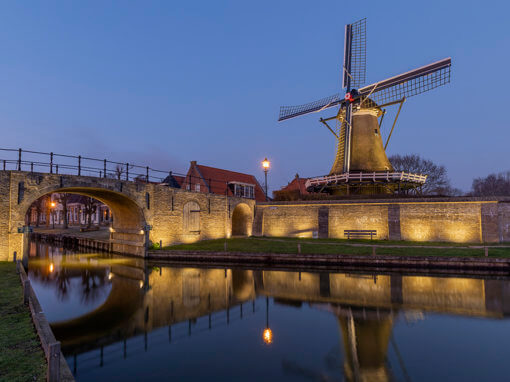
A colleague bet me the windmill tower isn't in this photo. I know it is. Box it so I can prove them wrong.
[278,18,451,195]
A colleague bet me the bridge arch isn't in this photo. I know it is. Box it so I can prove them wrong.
[231,202,253,236]
[20,183,148,256]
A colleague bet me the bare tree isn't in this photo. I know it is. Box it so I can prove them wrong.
[55,193,71,229]
[471,171,510,196]
[107,164,133,180]
[389,154,461,195]
[82,197,100,228]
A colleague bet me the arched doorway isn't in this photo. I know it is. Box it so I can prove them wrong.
[231,203,252,236]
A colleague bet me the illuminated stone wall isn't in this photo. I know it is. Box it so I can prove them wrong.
[260,205,319,238]
[258,198,510,244]
[0,171,255,260]
[0,172,11,262]
[399,202,482,242]
[328,204,388,239]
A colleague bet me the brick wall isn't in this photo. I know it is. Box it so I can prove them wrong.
[257,197,510,244]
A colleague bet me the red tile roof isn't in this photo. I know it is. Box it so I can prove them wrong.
[185,162,266,202]
[279,175,311,195]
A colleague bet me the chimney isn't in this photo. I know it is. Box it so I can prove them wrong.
[190,161,197,167]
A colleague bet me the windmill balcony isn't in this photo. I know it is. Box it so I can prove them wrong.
[305,171,427,190]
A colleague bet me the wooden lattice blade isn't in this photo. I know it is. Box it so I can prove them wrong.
[278,93,343,121]
[358,57,451,107]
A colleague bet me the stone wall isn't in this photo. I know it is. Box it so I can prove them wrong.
[0,171,255,260]
[257,197,510,244]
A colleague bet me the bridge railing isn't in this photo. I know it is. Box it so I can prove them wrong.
[0,148,247,197]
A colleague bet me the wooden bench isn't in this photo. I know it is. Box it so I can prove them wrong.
[344,229,377,240]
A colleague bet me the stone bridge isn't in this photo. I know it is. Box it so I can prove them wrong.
[0,170,255,260]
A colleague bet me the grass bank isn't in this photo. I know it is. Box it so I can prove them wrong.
[160,237,510,258]
[0,262,46,381]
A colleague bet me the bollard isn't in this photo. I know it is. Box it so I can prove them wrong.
[372,246,376,256]
[297,243,301,254]
[159,240,162,249]
[485,247,489,257]
[23,279,30,305]
[47,342,61,382]
[13,251,17,263]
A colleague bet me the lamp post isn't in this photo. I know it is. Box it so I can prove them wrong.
[50,201,56,229]
[262,158,270,201]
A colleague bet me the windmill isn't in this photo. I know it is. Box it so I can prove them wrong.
[278,18,451,195]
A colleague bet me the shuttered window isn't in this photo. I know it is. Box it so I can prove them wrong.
[183,201,200,233]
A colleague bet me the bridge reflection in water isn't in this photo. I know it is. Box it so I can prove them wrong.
[27,240,510,381]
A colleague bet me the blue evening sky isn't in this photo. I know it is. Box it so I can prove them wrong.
[0,1,508,191]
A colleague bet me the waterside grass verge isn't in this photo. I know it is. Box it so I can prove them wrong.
[158,237,510,258]
[0,262,46,381]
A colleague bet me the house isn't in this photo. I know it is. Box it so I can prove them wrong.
[182,161,267,202]
[273,174,312,200]
[26,193,111,227]
[161,172,186,188]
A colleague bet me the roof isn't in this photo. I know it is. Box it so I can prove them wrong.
[187,163,266,202]
[161,174,185,188]
[279,174,311,195]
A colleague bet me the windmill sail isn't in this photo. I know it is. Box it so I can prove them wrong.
[278,93,342,121]
[359,57,451,107]
[343,18,366,89]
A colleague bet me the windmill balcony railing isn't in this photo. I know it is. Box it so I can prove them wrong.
[305,171,428,189]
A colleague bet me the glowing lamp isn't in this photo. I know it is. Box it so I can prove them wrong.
[262,158,270,170]
[50,202,56,208]
[49,263,54,273]
[108,272,113,280]
[263,328,273,345]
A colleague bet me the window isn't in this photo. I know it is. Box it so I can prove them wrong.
[183,201,200,233]
[195,183,200,192]
[245,186,254,199]
[231,183,255,199]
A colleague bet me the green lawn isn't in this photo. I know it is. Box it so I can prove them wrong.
[160,237,510,258]
[0,262,46,382]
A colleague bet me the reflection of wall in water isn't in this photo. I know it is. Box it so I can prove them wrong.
[146,268,256,330]
[259,270,510,318]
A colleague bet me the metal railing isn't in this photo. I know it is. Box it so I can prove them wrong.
[305,171,428,189]
[0,148,246,196]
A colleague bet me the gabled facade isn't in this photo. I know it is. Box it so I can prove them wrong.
[183,161,266,202]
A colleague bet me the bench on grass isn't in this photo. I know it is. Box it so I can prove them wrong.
[344,229,377,240]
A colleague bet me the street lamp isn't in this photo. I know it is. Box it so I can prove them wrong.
[50,201,56,229]
[262,158,270,201]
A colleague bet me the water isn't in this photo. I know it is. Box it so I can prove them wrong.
[26,240,510,382]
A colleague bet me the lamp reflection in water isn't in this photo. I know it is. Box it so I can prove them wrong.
[262,297,273,345]
[49,263,54,273]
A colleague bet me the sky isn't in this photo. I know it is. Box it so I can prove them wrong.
[0,1,508,192]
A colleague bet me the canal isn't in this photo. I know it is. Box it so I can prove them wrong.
[26,239,510,381]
